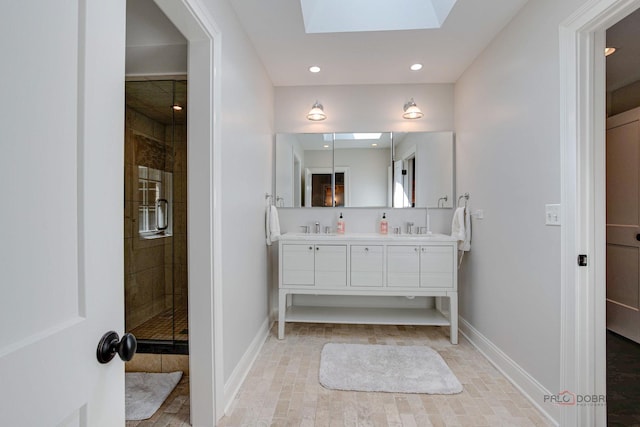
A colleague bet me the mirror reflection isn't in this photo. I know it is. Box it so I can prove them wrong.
[275,131,453,209]
[392,131,454,209]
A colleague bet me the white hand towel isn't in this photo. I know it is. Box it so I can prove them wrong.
[266,205,281,246]
[461,207,471,252]
[451,207,466,244]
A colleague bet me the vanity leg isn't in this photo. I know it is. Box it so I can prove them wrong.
[278,290,287,339]
[449,292,458,345]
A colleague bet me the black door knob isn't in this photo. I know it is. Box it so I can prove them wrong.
[97,331,137,364]
[637,234,640,242]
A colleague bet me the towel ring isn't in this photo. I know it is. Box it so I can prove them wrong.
[457,193,469,208]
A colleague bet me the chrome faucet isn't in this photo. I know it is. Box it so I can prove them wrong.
[315,221,320,234]
[406,222,414,234]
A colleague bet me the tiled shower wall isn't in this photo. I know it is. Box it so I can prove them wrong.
[124,108,188,333]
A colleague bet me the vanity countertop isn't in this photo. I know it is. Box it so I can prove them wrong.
[279,232,456,242]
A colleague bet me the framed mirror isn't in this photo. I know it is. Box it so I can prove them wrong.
[275,131,453,208]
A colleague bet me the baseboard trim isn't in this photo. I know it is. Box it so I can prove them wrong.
[459,317,560,426]
[223,317,270,414]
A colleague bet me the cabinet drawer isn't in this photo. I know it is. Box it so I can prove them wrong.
[351,245,383,287]
[282,244,314,286]
[420,246,454,288]
[387,246,420,287]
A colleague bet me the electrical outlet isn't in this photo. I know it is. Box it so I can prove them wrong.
[473,209,484,219]
[545,204,561,226]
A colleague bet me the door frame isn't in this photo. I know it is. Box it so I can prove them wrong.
[154,0,224,424]
[560,0,640,425]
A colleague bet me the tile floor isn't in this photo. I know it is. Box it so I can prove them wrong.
[217,323,553,427]
[129,305,189,341]
[126,374,191,427]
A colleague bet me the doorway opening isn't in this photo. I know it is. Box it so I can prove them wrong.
[605,7,640,425]
[124,78,189,355]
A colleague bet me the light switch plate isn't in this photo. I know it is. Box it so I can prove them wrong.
[545,204,561,226]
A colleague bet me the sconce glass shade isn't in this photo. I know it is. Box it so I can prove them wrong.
[307,101,326,121]
[403,98,424,119]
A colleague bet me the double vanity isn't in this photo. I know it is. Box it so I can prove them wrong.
[277,232,459,344]
[274,130,458,343]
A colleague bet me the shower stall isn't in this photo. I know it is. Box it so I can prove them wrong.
[124,79,188,354]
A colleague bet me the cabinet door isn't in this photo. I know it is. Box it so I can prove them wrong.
[351,245,384,287]
[315,245,347,288]
[420,246,454,288]
[387,245,420,287]
[282,244,315,286]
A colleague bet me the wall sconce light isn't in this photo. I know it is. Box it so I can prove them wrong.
[307,101,326,121]
[402,98,423,119]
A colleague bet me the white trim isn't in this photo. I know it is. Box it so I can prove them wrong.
[458,318,559,426]
[560,1,640,426]
[153,0,224,424]
[223,318,270,415]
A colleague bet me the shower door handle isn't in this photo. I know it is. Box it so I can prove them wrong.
[97,331,137,364]
[156,198,169,230]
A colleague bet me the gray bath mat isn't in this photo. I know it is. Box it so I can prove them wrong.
[319,343,462,394]
[125,371,183,420]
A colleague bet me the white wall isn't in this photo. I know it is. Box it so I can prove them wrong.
[196,0,274,384]
[454,0,589,400]
[275,83,454,133]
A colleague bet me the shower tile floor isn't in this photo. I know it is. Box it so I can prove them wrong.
[129,305,189,341]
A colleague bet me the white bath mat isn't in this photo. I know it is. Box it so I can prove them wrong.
[319,343,462,394]
[125,371,183,421]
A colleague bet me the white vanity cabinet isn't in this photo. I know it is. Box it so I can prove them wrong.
[281,244,347,287]
[278,233,459,344]
[387,245,455,288]
[350,245,384,287]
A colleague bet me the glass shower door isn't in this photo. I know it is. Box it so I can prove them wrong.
[124,79,188,353]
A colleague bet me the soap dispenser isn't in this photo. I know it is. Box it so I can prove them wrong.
[379,212,388,234]
[337,212,345,234]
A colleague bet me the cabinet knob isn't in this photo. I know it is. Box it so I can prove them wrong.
[414,247,418,253]
[308,246,313,250]
[316,247,320,251]
[365,247,369,252]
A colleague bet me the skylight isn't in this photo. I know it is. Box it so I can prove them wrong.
[300,0,458,34]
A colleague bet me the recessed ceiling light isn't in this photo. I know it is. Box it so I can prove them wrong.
[172,105,183,111]
[605,47,617,56]
[410,63,423,71]
[309,66,321,73]
[371,143,378,147]
[323,144,330,148]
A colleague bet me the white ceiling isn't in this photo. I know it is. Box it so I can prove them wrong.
[228,0,529,86]
[125,0,639,93]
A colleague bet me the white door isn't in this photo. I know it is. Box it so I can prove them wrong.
[606,106,640,343]
[0,1,127,426]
